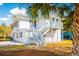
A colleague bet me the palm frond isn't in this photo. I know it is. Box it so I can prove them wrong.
[27,3,56,19]
[27,4,41,19]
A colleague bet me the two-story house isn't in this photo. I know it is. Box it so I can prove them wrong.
[11,10,63,46]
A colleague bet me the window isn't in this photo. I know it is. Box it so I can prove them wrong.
[16,33,18,38]
[34,20,36,27]
[56,19,58,22]
[13,33,18,38]
[20,32,22,37]
[13,33,15,38]
[25,32,29,38]
[52,18,54,21]
[29,20,31,22]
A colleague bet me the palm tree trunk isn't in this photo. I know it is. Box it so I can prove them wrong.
[3,25,5,40]
[3,32,5,40]
[72,4,79,55]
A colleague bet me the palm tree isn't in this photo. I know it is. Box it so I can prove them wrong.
[27,4,74,28]
[27,3,56,27]
[72,4,79,55]
[62,11,74,32]
[27,3,78,55]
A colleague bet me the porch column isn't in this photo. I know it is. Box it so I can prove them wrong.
[57,29,61,42]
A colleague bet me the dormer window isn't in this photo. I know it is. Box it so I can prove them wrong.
[29,20,31,22]
[56,19,58,22]
[52,18,54,21]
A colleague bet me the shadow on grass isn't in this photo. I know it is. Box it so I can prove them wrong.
[0,47,72,56]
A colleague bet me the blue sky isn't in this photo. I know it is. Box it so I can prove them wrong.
[0,3,30,17]
[0,3,75,26]
[0,3,30,26]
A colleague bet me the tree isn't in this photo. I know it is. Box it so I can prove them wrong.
[27,3,74,30]
[62,11,74,32]
[72,4,79,55]
[27,3,79,55]
[2,23,6,40]
[56,4,74,32]
[27,3,56,27]
[0,29,3,37]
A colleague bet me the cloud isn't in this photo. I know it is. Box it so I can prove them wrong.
[0,14,13,22]
[7,14,12,18]
[10,7,26,15]
[0,17,9,25]
[5,20,13,26]
[0,17,9,21]
[0,7,26,26]
[0,17,13,26]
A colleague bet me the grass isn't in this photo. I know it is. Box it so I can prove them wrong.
[0,45,26,50]
[0,37,11,41]
[44,40,72,55]
[46,40,72,48]
[0,40,72,56]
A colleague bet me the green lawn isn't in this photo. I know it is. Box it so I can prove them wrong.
[0,37,11,41]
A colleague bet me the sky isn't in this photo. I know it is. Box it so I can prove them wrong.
[0,3,30,26]
[0,3,75,26]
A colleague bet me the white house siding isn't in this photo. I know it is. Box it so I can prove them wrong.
[57,29,62,41]
[18,20,31,29]
[36,20,45,29]
[12,12,63,45]
[45,29,61,43]
[12,28,35,44]
[53,29,61,42]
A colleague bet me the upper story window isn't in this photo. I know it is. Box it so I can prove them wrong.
[56,19,58,22]
[52,18,54,21]
[20,32,22,38]
[34,20,36,27]
[29,20,31,23]
[16,33,18,38]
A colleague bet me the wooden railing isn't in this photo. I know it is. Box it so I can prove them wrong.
[37,24,50,35]
[31,24,50,46]
[51,22,63,29]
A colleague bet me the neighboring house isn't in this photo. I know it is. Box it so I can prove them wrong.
[11,11,63,46]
